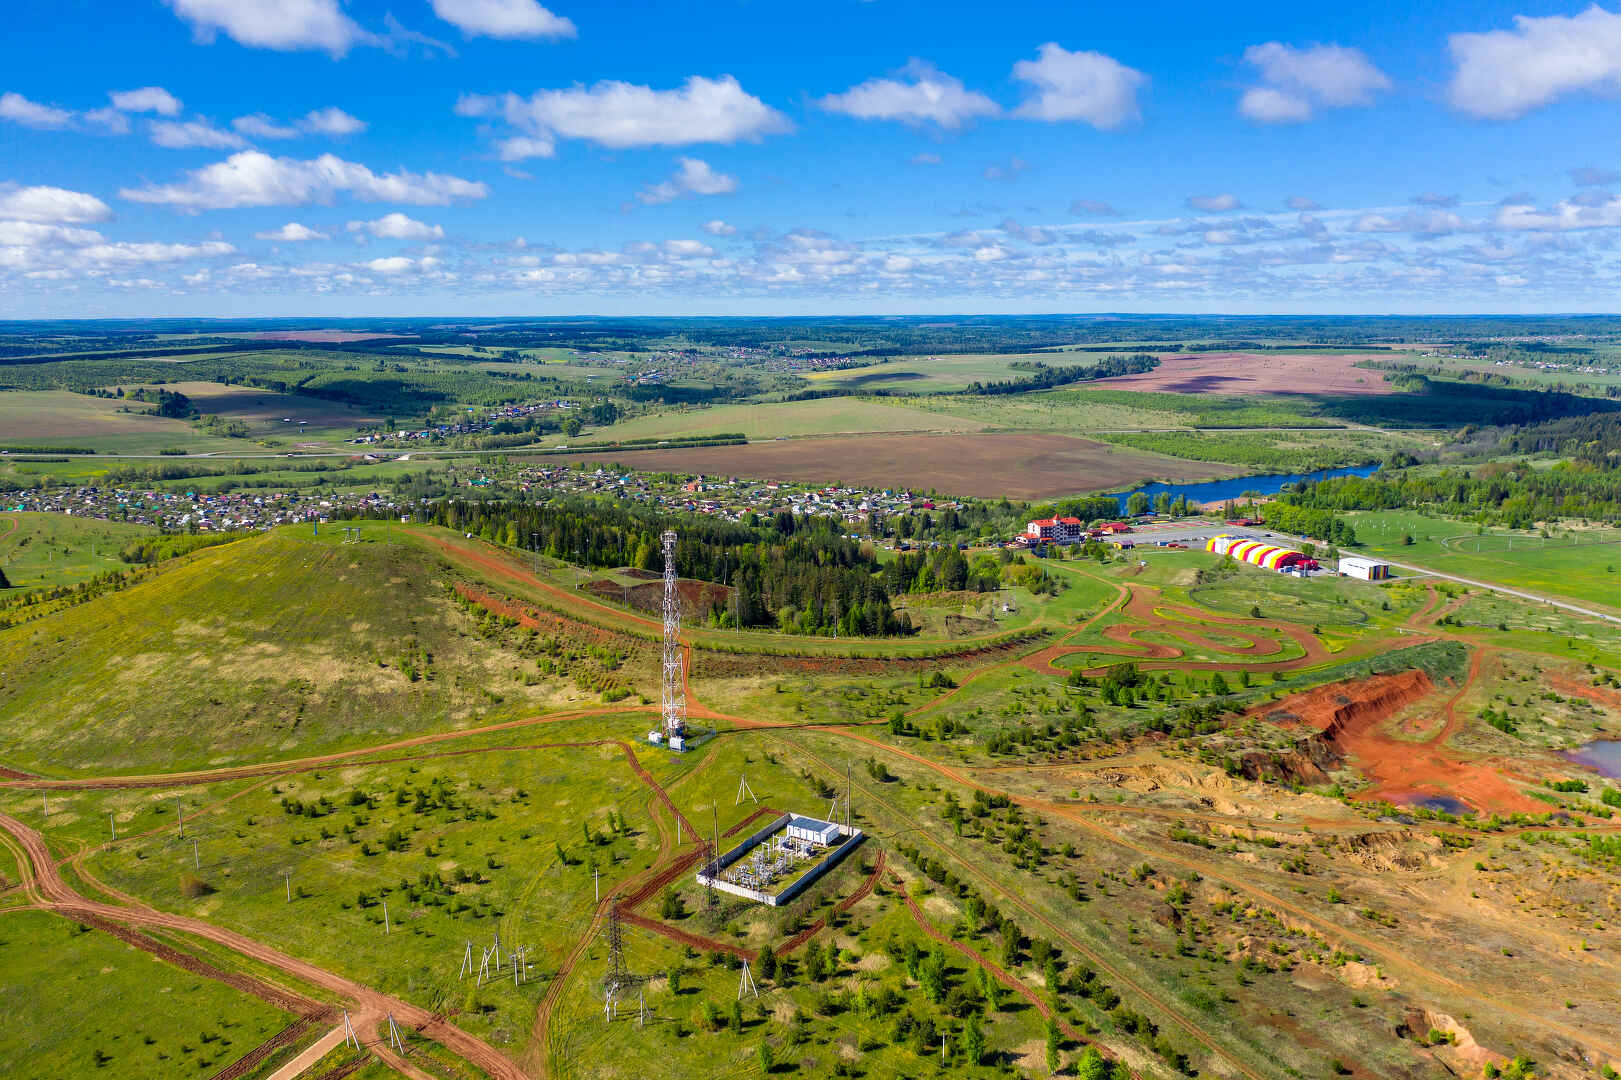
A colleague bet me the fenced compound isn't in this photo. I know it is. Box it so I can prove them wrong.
[696,812,864,907]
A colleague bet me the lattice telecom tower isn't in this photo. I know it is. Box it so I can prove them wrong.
[659,529,688,751]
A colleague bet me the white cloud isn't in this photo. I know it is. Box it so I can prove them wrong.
[637,157,737,205]
[233,108,366,139]
[1286,196,1323,211]
[0,185,113,223]
[1572,166,1621,186]
[911,152,942,165]
[1351,209,1471,236]
[366,255,417,273]
[1011,43,1146,129]
[81,240,236,264]
[151,118,249,149]
[255,221,328,241]
[1448,6,1621,119]
[457,75,789,150]
[120,150,488,209]
[0,92,74,129]
[816,62,998,130]
[430,0,574,39]
[1238,42,1390,123]
[495,135,555,161]
[110,87,183,116]
[701,219,737,236]
[84,107,132,134]
[0,221,105,246]
[347,212,443,239]
[1494,194,1621,230]
[1237,86,1312,123]
[302,106,366,135]
[1187,193,1241,212]
[163,0,371,56]
[234,114,302,139]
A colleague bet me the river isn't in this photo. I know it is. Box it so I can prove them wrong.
[1111,464,1381,513]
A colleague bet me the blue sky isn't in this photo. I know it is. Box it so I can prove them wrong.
[7,0,1621,316]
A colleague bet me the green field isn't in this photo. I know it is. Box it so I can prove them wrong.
[0,512,156,592]
[1350,510,1621,611]
[0,909,294,1079]
[802,353,1060,394]
[0,391,249,454]
[581,397,988,443]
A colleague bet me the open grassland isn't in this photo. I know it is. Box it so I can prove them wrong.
[801,353,1057,394]
[0,909,295,1079]
[553,432,1235,499]
[1350,510,1621,613]
[8,515,1621,1078]
[580,397,989,443]
[0,390,243,453]
[0,512,155,591]
[145,381,385,443]
[0,527,645,776]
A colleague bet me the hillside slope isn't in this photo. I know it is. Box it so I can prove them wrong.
[0,527,610,775]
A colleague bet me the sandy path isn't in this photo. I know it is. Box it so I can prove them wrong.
[262,1023,349,1080]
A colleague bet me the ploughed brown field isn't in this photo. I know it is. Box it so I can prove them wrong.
[1099,351,1400,395]
[550,432,1232,499]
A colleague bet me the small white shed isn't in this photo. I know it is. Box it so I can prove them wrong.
[785,816,841,847]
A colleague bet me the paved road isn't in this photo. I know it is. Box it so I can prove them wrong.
[1380,557,1621,626]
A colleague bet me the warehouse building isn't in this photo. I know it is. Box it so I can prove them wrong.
[1206,535,1321,573]
[1338,555,1391,581]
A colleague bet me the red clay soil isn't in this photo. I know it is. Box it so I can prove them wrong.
[454,583,629,647]
[1254,667,1548,815]
[1094,351,1400,396]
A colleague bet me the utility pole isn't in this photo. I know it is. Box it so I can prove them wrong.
[284,869,291,903]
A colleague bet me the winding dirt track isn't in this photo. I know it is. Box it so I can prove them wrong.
[0,811,528,1080]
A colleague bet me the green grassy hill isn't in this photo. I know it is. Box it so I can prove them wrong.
[0,526,607,776]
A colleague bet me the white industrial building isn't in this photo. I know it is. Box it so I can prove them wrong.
[1338,555,1392,581]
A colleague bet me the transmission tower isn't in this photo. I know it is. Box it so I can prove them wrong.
[602,905,650,1022]
[660,529,688,750]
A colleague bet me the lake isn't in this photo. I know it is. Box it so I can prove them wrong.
[1563,740,1621,779]
[1111,464,1381,513]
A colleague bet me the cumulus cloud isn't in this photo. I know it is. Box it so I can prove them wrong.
[1448,6,1621,119]
[1495,194,1621,230]
[0,92,74,129]
[1351,209,1471,236]
[0,184,114,223]
[1070,198,1119,216]
[366,255,419,273]
[457,75,789,151]
[234,107,366,140]
[1238,42,1391,123]
[347,211,444,239]
[302,107,366,135]
[163,0,371,56]
[430,0,574,39]
[120,150,488,209]
[151,118,248,149]
[255,221,327,241]
[1187,193,1241,212]
[637,157,737,205]
[701,219,737,236]
[816,61,999,130]
[1011,43,1147,129]
[234,114,301,139]
[110,86,183,116]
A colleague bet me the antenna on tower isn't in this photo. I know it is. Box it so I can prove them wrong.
[660,529,688,751]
